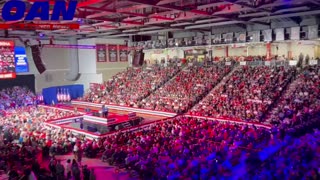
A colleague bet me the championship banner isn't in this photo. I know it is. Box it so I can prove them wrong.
[308,25,318,39]
[168,39,175,47]
[212,34,221,44]
[275,28,284,41]
[119,45,128,62]
[251,31,260,42]
[204,36,211,45]
[224,33,233,43]
[195,36,204,45]
[291,27,300,40]
[263,29,272,42]
[154,40,161,49]
[96,44,107,62]
[237,32,246,43]
[108,44,118,62]
[160,40,167,48]
[145,41,152,49]
[185,37,194,46]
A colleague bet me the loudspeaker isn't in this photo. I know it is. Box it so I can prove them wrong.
[133,50,144,66]
[31,45,46,74]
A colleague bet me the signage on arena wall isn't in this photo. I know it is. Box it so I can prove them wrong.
[96,44,107,62]
[0,40,16,79]
[14,46,29,73]
[0,0,79,30]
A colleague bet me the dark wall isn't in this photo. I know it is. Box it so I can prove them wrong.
[0,75,35,92]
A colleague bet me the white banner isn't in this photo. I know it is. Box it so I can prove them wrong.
[252,31,260,42]
[275,28,284,41]
[263,29,272,42]
[308,25,318,39]
[291,27,300,40]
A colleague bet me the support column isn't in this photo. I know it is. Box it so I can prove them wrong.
[266,42,271,60]
[225,46,229,57]
[65,37,79,81]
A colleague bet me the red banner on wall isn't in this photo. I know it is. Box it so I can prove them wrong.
[118,45,128,62]
[108,44,118,62]
[96,44,107,62]
[266,43,271,60]
[0,40,16,79]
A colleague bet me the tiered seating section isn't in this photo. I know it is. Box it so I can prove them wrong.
[80,65,181,107]
[0,64,320,179]
[191,66,295,122]
[140,65,232,113]
[270,66,320,129]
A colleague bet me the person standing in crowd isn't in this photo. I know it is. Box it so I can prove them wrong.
[72,159,81,180]
[82,165,90,180]
[49,157,57,178]
[90,169,96,180]
[56,160,65,180]
[77,146,83,165]
[73,142,79,160]
[66,159,72,180]
[102,105,108,118]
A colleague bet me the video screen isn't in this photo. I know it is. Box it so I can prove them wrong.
[14,46,29,73]
[0,41,16,79]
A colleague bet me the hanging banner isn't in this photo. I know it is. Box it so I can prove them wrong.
[251,31,260,42]
[96,44,107,62]
[275,28,284,41]
[291,27,300,40]
[204,36,211,45]
[263,29,272,42]
[168,38,175,47]
[212,34,221,44]
[224,33,233,43]
[195,36,204,45]
[108,44,118,62]
[119,45,128,62]
[237,32,246,43]
[308,25,318,39]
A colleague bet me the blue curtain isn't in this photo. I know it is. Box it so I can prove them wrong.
[42,84,84,105]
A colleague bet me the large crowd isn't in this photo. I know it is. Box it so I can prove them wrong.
[81,64,181,107]
[0,86,35,111]
[100,116,274,179]
[140,65,232,113]
[0,63,319,179]
[270,66,320,128]
[191,66,296,122]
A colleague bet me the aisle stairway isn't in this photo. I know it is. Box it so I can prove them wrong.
[264,70,301,123]
[189,64,240,110]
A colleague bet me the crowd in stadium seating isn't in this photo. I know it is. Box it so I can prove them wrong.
[0,63,319,179]
[0,86,35,110]
[191,66,295,122]
[140,65,232,113]
[81,64,181,107]
[100,116,273,179]
[270,66,320,128]
[245,130,320,180]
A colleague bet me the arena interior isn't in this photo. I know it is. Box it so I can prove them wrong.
[0,0,319,179]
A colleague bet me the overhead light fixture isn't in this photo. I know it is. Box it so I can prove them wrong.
[123,29,139,33]
[185,21,242,29]
[171,22,192,27]
[107,33,136,37]
[139,26,161,31]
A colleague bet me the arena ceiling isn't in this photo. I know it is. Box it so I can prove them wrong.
[3,0,320,39]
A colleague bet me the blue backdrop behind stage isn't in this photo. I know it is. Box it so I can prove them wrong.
[42,84,84,105]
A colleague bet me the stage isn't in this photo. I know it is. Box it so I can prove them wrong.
[43,104,167,139]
